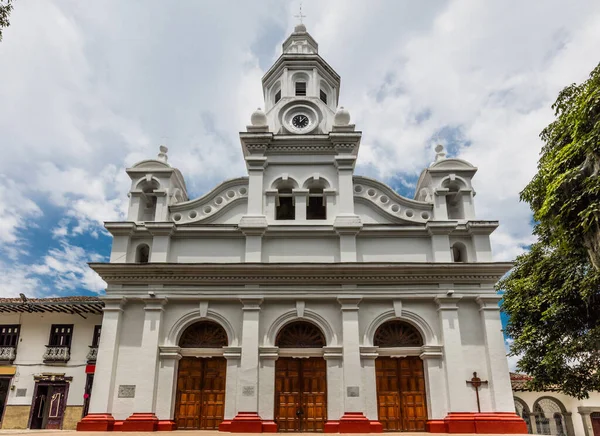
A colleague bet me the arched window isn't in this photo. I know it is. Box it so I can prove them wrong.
[292,72,310,97]
[319,80,332,106]
[137,178,160,221]
[276,183,295,220]
[276,321,326,348]
[443,179,465,220]
[304,178,328,220]
[451,242,468,262]
[373,320,423,347]
[135,244,150,263]
[534,398,568,436]
[271,81,282,105]
[178,321,228,348]
[513,398,533,434]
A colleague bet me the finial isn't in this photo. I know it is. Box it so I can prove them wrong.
[334,106,351,126]
[250,107,268,127]
[434,144,446,162]
[294,3,306,24]
[158,145,168,163]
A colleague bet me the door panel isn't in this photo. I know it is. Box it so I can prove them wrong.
[376,357,427,432]
[275,358,327,432]
[46,384,67,429]
[175,357,226,430]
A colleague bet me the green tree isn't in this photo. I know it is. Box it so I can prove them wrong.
[498,63,600,399]
[0,0,14,42]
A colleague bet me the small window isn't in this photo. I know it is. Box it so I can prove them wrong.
[0,325,20,347]
[451,243,467,262]
[307,189,326,220]
[320,89,327,104]
[91,325,102,348]
[275,90,281,103]
[276,189,295,220]
[49,324,73,348]
[136,244,150,263]
[295,82,307,96]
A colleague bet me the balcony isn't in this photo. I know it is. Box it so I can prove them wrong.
[0,346,16,362]
[43,346,70,363]
[86,346,98,362]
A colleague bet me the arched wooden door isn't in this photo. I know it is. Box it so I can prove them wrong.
[591,412,600,436]
[274,321,327,432]
[174,321,228,430]
[374,321,427,432]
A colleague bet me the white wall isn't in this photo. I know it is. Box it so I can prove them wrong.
[263,237,340,262]
[357,237,432,262]
[1,312,101,408]
[169,238,245,263]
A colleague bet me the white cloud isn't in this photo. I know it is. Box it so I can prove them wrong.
[0,0,599,296]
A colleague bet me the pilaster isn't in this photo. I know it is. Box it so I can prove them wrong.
[105,223,136,263]
[228,297,264,432]
[77,298,126,431]
[334,216,362,262]
[146,223,175,262]
[435,296,469,412]
[122,297,168,431]
[421,345,447,430]
[427,221,457,262]
[239,217,268,262]
[155,346,182,427]
[476,296,514,412]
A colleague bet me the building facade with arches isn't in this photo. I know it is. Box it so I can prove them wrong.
[77,24,525,434]
[512,374,600,436]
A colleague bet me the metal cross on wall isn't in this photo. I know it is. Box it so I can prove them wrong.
[466,372,488,413]
[294,4,306,24]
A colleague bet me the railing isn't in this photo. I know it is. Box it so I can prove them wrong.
[43,346,70,363]
[0,346,16,362]
[86,346,98,362]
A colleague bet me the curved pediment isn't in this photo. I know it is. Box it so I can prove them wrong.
[430,158,476,171]
[130,159,171,169]
[353,176,433,224]
[169,177,248,224]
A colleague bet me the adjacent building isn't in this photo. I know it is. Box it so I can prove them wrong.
[511,373,600,436]
[0,297,102,430]
[76,23,527,433]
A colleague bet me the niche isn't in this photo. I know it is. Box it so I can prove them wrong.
[451,242,467,262]
[135,244,150,263]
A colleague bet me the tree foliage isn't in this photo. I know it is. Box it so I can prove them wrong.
[498,63,600,399]
[0,0,14,42]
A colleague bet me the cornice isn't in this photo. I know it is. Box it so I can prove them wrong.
[90,262,513,286]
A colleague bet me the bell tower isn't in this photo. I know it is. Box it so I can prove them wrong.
[261,23,341,134]
[238,23,362,262]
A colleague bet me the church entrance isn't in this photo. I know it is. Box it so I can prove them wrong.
[274,321,327,432]
[174,321,228,430]
[373,321,427,432]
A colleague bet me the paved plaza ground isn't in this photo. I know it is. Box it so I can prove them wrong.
[0,431,528,436]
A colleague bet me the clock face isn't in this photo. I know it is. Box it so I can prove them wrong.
[292,114,310,129]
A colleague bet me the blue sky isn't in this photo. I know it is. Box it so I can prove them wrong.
[1,0,599,312]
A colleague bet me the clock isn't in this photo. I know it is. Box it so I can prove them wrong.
[281,104,319,134]
[292,114,310,129]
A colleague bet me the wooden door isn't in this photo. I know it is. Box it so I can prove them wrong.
[45,384,68,429]
[591,412,600,436]
[275,357,327,432]
[376,356,427,432]
[175,357,226,430]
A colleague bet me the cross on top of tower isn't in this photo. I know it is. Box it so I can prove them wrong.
[294,4,306,24]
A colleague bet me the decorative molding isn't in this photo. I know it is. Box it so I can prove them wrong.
[198,301,209,318]
[91,262,513,287]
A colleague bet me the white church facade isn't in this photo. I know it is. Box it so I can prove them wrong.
[77,24,527,433]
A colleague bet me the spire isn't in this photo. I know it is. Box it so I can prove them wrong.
[283,6,317,55]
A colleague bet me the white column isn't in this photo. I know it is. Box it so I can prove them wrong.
[421,346,447,419]
[223,347,242,420]
[245,157,267,216]
[293,189,308,221]
[258,347,278,420]
[323,346,344,421]
[476,296,514,412]
[427,222,457,262]
[88,298,126,415]
[155,346,181,420]
[338,296,365,414]
[237,297,262,413]
[146,223,175,262]
[154,191,169,221]
[359,347,378,420]
[435,296,470,412]
[334,158,357,215]
[133,298,167,414]
[433,191,449,220]
[127,193,144,221]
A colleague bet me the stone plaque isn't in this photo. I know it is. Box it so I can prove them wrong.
[242,386,255,397]
[347,386,359,397]
[16,388,26,397]
[118,385,136,398]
